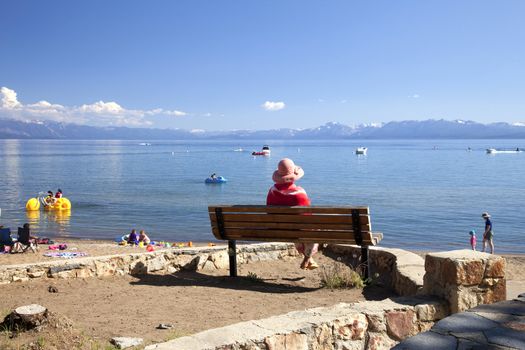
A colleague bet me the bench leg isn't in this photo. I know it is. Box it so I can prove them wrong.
[361,246,370,280]
[228,240,237,277]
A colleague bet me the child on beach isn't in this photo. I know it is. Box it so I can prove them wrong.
[469,230,477,251]
[138,230,150,245]
[127,229,138,245]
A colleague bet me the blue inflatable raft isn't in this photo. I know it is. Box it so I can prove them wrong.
[205,176,228,184]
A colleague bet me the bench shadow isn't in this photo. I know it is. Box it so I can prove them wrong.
[129,270,323,294]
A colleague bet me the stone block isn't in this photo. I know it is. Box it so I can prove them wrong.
[484,257,506,278]
[210,251,229,269]
[264,333,308,350]
[333,313,368,340]
[423,250,506,314]
[367,333,397,350]
[147,255,167,272]
[365,312,386,333]
[386,310,417,341]
[312,324,334,350]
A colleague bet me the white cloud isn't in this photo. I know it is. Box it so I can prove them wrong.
[1,87,22,109]
[411,94,420,99]
[0,86,189,127]
[262,101,285,111]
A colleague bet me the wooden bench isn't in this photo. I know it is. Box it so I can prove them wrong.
[208,205,383,278]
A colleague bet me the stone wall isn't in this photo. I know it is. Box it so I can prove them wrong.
[422,249,506,313]
[145,297,449,350]
[324,245,425,297]
[0,243,298,284]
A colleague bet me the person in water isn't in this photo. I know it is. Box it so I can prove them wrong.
[55,189,63,198]
[481,212,494,254]
[44,191,57,206]
[266,158,319,270]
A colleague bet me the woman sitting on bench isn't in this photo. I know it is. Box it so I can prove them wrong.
[266,158,319,270]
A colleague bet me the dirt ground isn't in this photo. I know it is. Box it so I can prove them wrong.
[0,242,523,350]
[0,251,391,350]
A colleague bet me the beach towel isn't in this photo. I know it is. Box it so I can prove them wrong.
[43,252,88,259]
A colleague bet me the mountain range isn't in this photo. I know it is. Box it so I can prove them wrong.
[0,118,524,139]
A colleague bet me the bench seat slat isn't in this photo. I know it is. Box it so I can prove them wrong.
[209,213,371,227]
[209,205,369,215]
[212,227,379,245]
[213,233,381,245]
[215,221,368,231]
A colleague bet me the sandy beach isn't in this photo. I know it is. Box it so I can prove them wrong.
[0,240,523,349]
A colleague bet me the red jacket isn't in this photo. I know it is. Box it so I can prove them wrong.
[266,183,311,206]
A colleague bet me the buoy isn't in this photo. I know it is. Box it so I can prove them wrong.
[25,198,40,211]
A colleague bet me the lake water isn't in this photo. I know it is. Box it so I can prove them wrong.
[0,139,524,253]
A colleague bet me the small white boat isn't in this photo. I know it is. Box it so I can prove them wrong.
[355,147,368,155]
[139,142,152,146]
[486,148,522,154]
[234,148,244,152]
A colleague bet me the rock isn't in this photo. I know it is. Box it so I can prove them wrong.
[48,285,58,293]
[110,337,144,349]
[157,323,174,329]
[386,310,416,341]
[264,332,308,350]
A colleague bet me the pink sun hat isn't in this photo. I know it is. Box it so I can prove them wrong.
[272,158,304,184]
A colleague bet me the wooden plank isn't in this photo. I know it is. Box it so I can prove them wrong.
[218,221,367,231]
[209,217,371,230]
[209,213,371,226]
[217,235,378,245]
[211,227,376,242]
[208,205,369,215]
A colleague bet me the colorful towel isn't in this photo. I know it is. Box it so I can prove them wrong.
[43,252,88,258]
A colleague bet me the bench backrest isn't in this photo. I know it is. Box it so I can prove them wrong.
[208,205,380,246]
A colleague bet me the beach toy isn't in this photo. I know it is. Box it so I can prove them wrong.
[146,245,154,252]
[25,198,40,211]
[188,241,193,247]
[138,241,144,248]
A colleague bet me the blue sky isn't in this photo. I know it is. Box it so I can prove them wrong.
[1,1,524,130]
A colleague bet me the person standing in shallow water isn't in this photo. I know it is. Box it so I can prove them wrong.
[266,158,319,270]
[482,212,494,254]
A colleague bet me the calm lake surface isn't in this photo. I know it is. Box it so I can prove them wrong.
[0,139,523,253]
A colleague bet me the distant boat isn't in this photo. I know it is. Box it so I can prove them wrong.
[486,148,522,154]
[252,145,271,156]
[355,147,367,155]
[139,142,152,146]
[205,176,228,184]
[234,148,244,152]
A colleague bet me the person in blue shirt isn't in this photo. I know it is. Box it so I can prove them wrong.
[127,229,139,245]
[481,212,494,254]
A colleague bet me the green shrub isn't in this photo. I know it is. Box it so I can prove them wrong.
[320,262,364,289]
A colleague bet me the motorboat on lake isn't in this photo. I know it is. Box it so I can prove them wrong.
[486,148,522,154]
[355,147,368,155]
[252,145,271,156]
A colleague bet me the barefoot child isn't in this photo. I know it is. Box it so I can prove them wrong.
[469,230,477,251]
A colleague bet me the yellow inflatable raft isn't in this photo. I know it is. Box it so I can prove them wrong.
[25,196,72,211]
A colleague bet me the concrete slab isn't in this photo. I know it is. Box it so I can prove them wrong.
[433,312,499,333]
[391,331,457,350]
